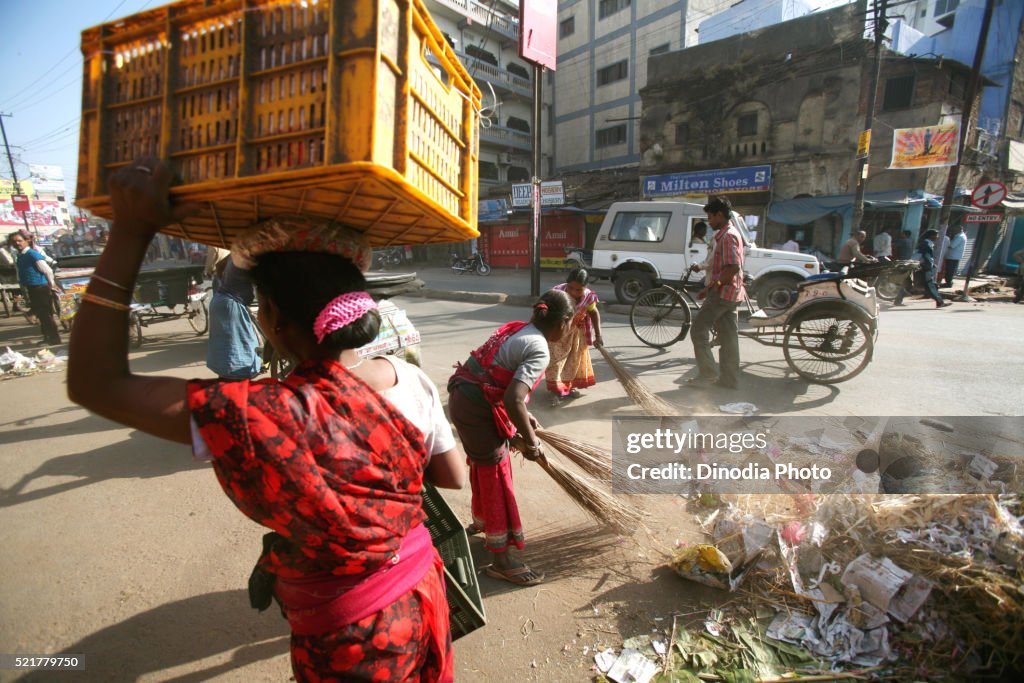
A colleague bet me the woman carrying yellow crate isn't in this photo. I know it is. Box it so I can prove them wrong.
[67,159,456,682]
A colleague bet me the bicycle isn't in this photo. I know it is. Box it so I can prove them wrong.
[629,267,755,349]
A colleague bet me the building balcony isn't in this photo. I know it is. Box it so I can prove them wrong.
[429,0,520,42]
[455,52,532,98]
[480,123,533,151]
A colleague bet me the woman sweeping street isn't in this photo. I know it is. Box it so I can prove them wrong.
[546,268,604,407]
[67,159,457,682]
[447,290,574,586]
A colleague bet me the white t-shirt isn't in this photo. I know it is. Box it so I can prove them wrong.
[493,323,550,389]
[377,355,456,457]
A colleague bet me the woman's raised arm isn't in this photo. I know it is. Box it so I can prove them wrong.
[67,159,192,444]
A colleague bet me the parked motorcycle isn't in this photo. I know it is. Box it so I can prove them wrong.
[371,246,404,270]
[450,251,491,276]
[827,258,919,301]
[563,245,593,271]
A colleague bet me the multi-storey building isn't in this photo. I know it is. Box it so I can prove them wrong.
[552,0,738,176]
[638,1,995,255]
[425,0,543,197]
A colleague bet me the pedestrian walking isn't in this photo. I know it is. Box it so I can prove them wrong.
[688,196,745,389]
[546,268,603,406]
[7,231,61,346]
[67,159,456,683]
[206,251,263,380]
[893,229,951,308]
[447,289,573,586]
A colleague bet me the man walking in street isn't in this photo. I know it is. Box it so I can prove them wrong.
[7,231,62,346]
[688,196,745,389]
[943,226,966,288]
[893,229,951,309]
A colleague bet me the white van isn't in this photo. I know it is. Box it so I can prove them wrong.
[589,201,820,306]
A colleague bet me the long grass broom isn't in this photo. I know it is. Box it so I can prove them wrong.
[597,345,680,417]
[534,453,644,534]
[536,428,612,480]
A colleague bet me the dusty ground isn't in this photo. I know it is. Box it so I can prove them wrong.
[1,283,1022,682]
[0,309,727,683]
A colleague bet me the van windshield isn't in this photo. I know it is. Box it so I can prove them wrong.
[731,212,754,246]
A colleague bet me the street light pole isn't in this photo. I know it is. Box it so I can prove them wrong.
[530,64,543,298]
[850,0,888,234]
[0,112,34,236]
[935,0,995,302]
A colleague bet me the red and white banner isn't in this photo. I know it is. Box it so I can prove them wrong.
[0,198,64,227]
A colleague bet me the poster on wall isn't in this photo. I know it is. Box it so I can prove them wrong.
[889,121,960,169]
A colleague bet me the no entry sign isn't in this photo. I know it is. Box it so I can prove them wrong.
[971,181,1007,209]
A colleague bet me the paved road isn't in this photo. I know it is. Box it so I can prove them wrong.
[1,276,1022,682]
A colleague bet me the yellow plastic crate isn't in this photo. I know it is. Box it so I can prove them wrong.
[76,0,480,247]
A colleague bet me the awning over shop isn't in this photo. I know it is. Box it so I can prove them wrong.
[766,189,977,226]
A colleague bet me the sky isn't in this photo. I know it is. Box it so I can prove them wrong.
[0,0,158,205]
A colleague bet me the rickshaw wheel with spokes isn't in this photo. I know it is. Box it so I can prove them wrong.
[188,300,209,335]
[782,304,873,384]
[630,286,693,348]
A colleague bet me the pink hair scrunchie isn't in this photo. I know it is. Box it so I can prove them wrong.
[313,291,378,343]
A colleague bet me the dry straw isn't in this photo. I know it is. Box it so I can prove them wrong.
[536,429,612,480]
[597,345,680,416]
[736,492,1024,679]
[534,454,644,534]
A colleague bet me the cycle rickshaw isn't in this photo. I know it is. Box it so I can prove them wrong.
[629,270,880,384]
[56,265,209,347]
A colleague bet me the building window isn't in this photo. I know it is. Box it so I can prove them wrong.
[597,59,628,86]
[596,124,627,148]
[508,166,530,183]
[882,75,915,111]
[507,62,530,80]
[598,0,631,21]
[934,0,959,15]
[479,161,499,181]
[650,43,670,56]
[675,123,690,145]
[506,116,531,133]
[559,17,575,38]
[737,112,758,137]
[464,44,498,66]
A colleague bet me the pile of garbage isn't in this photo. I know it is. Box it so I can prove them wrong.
[596,493,1023,681]
[0,347,67,378]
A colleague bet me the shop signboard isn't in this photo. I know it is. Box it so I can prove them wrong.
[642,165,772,198]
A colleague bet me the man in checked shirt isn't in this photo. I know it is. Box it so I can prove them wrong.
[688,196,745,389]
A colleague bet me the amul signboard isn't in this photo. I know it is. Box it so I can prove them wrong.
[643,165,772,198]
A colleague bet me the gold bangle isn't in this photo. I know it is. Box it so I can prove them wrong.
[81,292,131,312]
[90,274,131,292]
